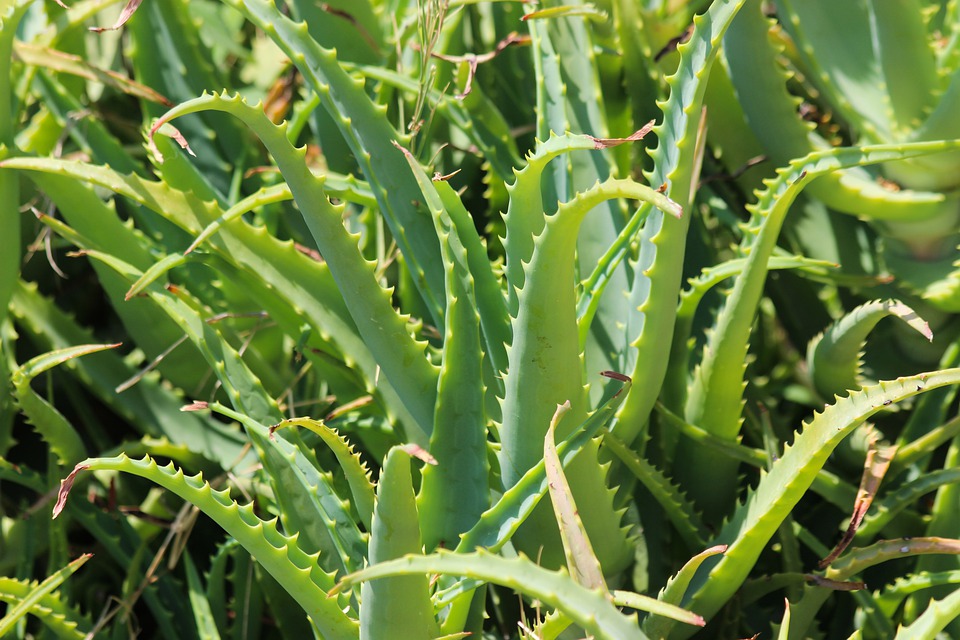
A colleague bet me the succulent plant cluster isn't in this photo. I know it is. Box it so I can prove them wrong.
[2,0,959,638]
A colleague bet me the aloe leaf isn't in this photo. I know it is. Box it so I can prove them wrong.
[503,132,610,317]
[151,92,439,444]
[502,176,679,486]
[433,179,511,384]
[3,151,421,430]
[679,140,960,518]
[641,545,725,639]
[866,0,941,138]
[807,299,933,400]
[663,253,836,414]
[285,0,381,65]
[15,40,171,105]
[776,600,791,640]
[678,370,960,636]
[10,280,248,469]
[0,319,16,456]
[544,401,606,590]
[284,0,381,177]
[339,550,645,640]
[874,570,960,619]
[12,343,118,467]
[0,553,91,638]
[776,0,942,151]
[54,454,360,638]
[897,412,960,471]
[614,0,746,447]
[790,537,960,638]
[361,447,439,639]
[0,576,93,639]
[396,144,489,552]
[856,467,960,542]
[527,0,636,385]
[438,373,629,605]
[501,176,675,571]
[612,590,704,630]
[221,0,446,324]
[724,0,950,219]
[183,553,223,640]
[602,430,708,550]
[207,403,367,582]
[127,0,246,197]
[0,1,33,319]
[573,182,681,315]
[273,417,375,532]
[774,0,887,140]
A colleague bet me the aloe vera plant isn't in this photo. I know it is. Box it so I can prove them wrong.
[3,0,960,638]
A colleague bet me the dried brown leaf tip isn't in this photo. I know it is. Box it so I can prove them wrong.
[600,370,632,383]
[400,443,438,466]
[90,0,143,33]
[588,120,656,149]
[53,464,90,519]
[820,438,898,568]
[430,32,530,99]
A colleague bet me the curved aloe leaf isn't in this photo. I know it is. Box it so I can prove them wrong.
[221,0,446,324]
[603,430,708,550]
[338,550,645,640]
[53,454,360,638]
[501,176,679,486]
[678,140,960,518]
[724,0,950,218]
[0,554,91,638]
[273,417,375,532]
[856,467,960,542]
[642,545,726,639]
[12,343,118,466]
[614,0,746,446]
[790,537,960,638]
[807,299,933,400]
[151,92,439,444]
[875,570,960,620]
[893,585,960,640]
[662,253,836,414]
[0,576,92,639]
[677,369,960,637]
[207,404,367,582]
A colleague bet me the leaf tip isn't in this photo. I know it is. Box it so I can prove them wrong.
[53,464,90,518]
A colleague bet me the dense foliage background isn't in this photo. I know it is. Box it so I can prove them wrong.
[2,0,960,638]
